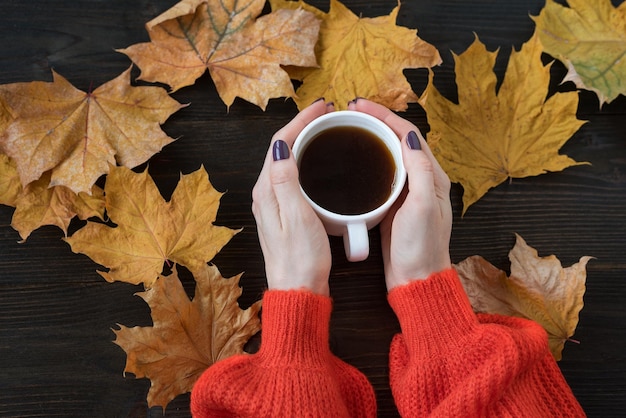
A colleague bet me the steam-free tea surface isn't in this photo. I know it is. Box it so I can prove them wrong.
[298,126,396,215]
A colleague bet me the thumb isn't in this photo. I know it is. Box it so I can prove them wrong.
[270,139,305,214]
[402,131,436,205]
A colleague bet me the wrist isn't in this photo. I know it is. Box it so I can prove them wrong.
[385,261,452,292]
[267,277,330,297]
[267,268,331,296]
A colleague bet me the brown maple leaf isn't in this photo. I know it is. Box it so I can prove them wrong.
[271,0,442,111]
[65,165,239,287]
[420,33,588,214]
[114,264,262,409]
[455,234,592,360]
[120,0,320,110]
[0,67,183,195]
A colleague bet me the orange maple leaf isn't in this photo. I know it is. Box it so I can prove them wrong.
[270,0,442,111]
[65,165,239,287]
[114,264,262,409]
[0,67,183,195]
[120,0,320,110]
[455,234,592,360]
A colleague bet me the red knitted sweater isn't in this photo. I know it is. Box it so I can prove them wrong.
[190,269,585,417]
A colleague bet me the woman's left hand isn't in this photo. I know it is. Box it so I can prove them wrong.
[252,99,334,296]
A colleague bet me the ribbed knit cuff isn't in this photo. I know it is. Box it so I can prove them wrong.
[256,289,332,367]
[387,268,479,357]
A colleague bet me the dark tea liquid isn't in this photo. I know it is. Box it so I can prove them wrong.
[298,126,396,215]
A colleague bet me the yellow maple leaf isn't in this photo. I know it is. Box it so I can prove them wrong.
[421,33,588,214]
[114,264,262,409]
[271,0,441,111]
[0,67,183,195]
[65,165,239,287]
[455,234,592,361]
[533,0,626,106]
[120,0,320,110]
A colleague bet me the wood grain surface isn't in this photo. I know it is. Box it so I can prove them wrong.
[1,0,625,417]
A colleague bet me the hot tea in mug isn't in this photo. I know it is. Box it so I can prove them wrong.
[298,126,396,215]
[292,110,406,262]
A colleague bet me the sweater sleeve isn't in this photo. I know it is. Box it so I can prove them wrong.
[190,289,377,418]
[387,268,585,418]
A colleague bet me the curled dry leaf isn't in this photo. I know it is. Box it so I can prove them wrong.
[114,264,262,409]
[455,234,593,360]
[534,0,626,106]
[271,0,442,111]
[12,173,105,241]
[66,165,239,287]
[0,153,105,240]
[120,0,320,110]
[0,153,21,207]
[0,96,11,135]
[421,33,587,214]
[0,67,183,195]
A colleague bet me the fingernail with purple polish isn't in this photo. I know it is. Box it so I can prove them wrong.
[347,97,364,106]
[407,131,421,151]
[272,139,290,161]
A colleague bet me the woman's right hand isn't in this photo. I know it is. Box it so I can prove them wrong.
[349,99,453,291]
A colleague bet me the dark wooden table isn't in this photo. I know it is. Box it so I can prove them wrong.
[1,0,624,416]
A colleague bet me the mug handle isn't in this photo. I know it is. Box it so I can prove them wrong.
[343,222,369,262]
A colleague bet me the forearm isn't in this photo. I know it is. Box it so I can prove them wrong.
[387,269,585,417]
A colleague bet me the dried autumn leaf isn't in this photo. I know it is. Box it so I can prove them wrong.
[455,234,592,360]
[0,153,105,240]
[65,165,239,287]
[114,264,262,409]
[0,96,11,135]
[146,0,204,27]
[421,33,587,214]
[271,0,442,111]
[0,67,183,195]
[12,172,105,241]
[534,0,626,106]
[120,0,320,110]
[0,153,21,207]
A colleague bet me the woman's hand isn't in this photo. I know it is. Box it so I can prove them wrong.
[349,99,453,291]
[252,99,334,296]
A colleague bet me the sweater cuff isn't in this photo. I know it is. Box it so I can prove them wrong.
[387,268,479,356]
[256,289,332,367]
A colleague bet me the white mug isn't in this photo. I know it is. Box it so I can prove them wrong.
[292,111,406,262]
